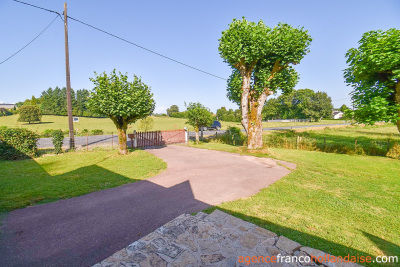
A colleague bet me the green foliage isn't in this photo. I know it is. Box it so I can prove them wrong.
[0,108,12,117]
[0,127,39,160]
[79,129,89,136]
[216,107,241,122]
[219,18,312,104]
[166,105,180,116]
[51,129,64,154]
[88,69,155,154]
[18,105,42,124]
[42,129,55,137]
[138,116,154,132]
[88,70,155,128]
[220,126,246,145]
[185,102,214,131]
[90,129,104,135]
[169,111,187,118]
[344,28,400,128]
[262,89,333,121]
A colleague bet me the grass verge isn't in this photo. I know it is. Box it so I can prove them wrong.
[189,142,400,266]
[0,149,166,212]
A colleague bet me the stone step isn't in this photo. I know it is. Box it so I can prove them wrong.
[93,210,361,267]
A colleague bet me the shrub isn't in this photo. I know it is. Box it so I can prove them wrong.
[79,129,89,136]
[387,142,400,159]
[42,129,54,137]
[220,126,246,145]
[91,129,104,135]
[51,129,64,154]
[0,127,39,160]
[0,108,12,116]
[17,105,42,123]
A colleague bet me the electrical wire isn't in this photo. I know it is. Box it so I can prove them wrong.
[12,0,226,80]
[0,14,59,65]
[66,15,227,81]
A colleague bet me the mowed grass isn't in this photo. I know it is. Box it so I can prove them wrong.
[189,142,400,265]
[0,114,346,134]
[0,149,167,212]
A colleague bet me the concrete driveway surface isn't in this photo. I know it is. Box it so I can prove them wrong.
[0,145,295,267]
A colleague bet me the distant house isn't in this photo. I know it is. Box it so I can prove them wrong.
[332,111,344,119]
[0,103,15,109]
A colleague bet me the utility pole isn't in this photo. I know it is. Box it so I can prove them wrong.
[64,2,75,149]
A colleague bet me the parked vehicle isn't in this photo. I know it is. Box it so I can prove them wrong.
[202,120,221,131]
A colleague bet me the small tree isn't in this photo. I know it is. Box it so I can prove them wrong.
[166,105,180,116]
[88,70,155,155]
[185,102,213,143]
[138,116,154,132]
[344,28,400,131]
[51,129,64,154]
[18,105,41,124]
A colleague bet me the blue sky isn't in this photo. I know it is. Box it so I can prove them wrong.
[1,0,399,113]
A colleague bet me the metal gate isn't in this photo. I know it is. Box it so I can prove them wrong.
[128,129,186,148]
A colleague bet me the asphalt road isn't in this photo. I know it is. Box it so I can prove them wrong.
[0,145,294,266]
[37,123,350,148]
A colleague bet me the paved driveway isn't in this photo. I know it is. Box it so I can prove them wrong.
[0,145,294,266]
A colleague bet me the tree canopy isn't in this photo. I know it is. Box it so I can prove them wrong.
[18,105,41,124]
[262,89,333,121]
[219,18,312,148]
[344,28,400,131]
[88,70,155,154]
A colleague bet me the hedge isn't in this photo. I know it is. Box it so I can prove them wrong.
[0,127,39,160]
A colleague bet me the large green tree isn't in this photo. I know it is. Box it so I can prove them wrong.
[185,102,214,143]
[344,28,400,131]
[18,105,41,124]
[166,105,180,116]
[88,70,155,155]
[219,18,312,148]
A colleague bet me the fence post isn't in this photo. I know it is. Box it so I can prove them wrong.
[184,127,188,143]
[133,130,137,148]
[296,136,299,149]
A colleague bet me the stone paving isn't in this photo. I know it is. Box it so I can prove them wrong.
[94,210,360,267]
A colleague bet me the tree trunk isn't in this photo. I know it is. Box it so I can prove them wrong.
[396,82,400,132]
[247,100,264,149]
[117,127,128,155]
[240,73,251,135]
[195,131,200,144]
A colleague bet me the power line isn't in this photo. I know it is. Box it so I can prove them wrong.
[0,14,60,65]
[13,0,62,18]
[12,0,227,80]
[66,15,227,81]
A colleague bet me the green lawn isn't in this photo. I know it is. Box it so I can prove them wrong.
[263,124,400,158]
[0,114,346,135]
[0,149,166,212]
[189,142,400,266]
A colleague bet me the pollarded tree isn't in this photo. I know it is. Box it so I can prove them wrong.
[344,28,400,131]
[18,105,42,124]
[185,102,214,143]
[219,18,312,149]
[88,70,155,155]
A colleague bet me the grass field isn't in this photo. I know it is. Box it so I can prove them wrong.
[0,149,166,212]
[188,142,399,265]
[0,114,346,135]
[263,124,400,158]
